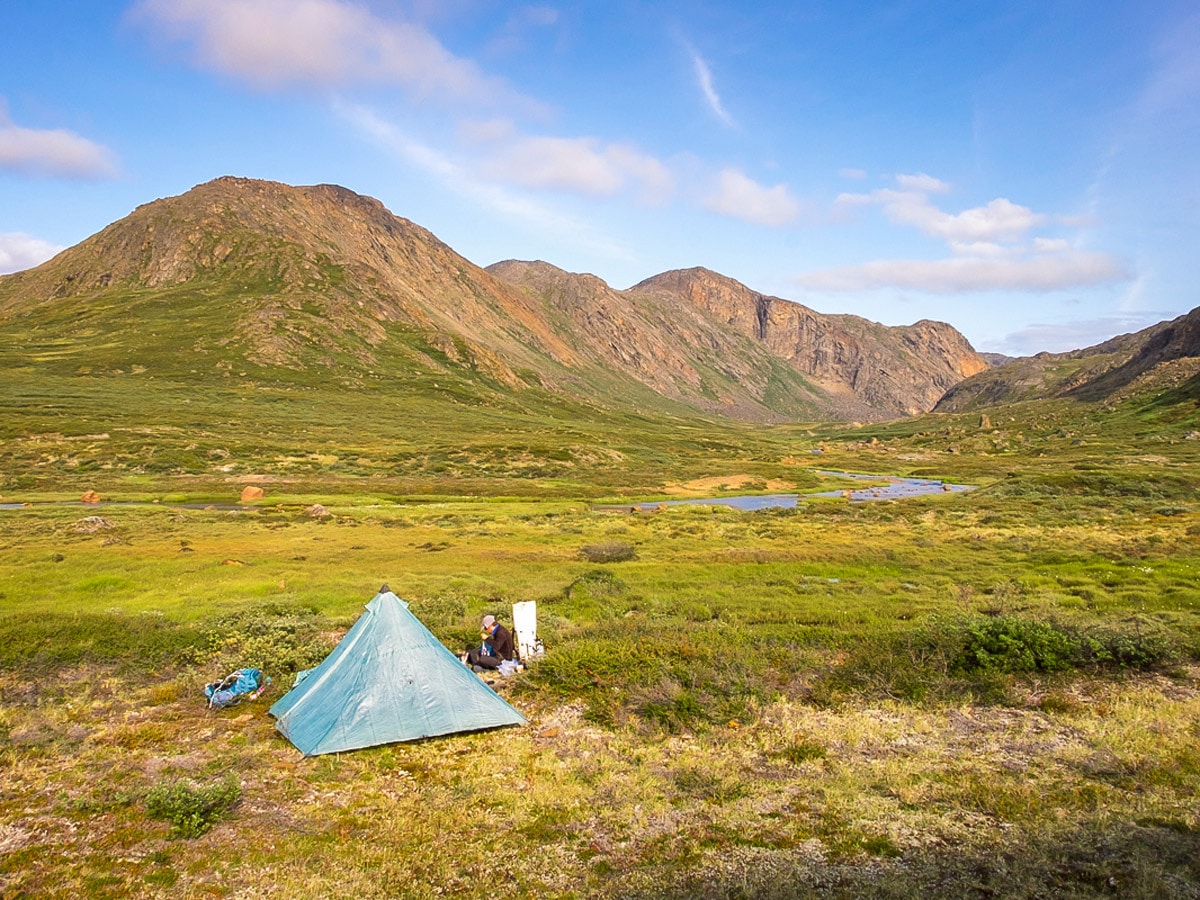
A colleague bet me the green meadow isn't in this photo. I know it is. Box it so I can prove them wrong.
[1,365,1199,897]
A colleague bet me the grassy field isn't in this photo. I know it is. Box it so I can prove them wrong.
[2,373,1200,897]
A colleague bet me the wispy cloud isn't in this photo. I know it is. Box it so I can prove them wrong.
[129,0,539,112]
[0,105,118,179]
[685,43,734,127]
[337,102,633,260]
[703,168,799,227]
[894,172,950,194]
[481,134,673,203]
[799,251,1128,294]
[806,173,1129,294]
[0,232,65,274]
[485,5,560,57]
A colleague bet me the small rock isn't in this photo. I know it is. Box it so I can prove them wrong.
[306,504,331,518]
[80,490,101,504]
[240,485,265,501]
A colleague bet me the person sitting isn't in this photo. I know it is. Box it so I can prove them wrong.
[465,614,514,671]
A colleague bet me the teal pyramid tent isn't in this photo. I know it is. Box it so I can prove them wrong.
[270,589,525,755]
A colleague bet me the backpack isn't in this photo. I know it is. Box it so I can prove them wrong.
[204,668,270,709]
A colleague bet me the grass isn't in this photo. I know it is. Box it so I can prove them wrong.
[1,356,1199,895]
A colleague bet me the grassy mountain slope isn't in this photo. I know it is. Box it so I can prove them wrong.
[936,307,1200,412]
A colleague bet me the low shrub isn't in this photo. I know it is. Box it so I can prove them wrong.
[185,605,334,674]
[777,735,827,764]
[577,541,636,563]
[953,616,1076,674]
[145,776,241,838]
[812,614,1184,705]
[564,569,628,598]
[952,615,1178,675]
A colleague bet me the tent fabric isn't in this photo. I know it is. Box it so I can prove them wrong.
[270,591,525,756]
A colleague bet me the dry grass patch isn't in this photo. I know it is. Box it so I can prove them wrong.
[6,664,1198,897]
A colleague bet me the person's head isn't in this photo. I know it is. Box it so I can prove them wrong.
[481,614,496,631]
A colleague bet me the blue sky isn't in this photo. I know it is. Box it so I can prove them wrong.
[1,1,1197,354]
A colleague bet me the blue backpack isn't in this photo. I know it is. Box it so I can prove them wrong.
[204,668,270,709]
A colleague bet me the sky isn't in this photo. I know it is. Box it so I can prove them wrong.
[1,1,1197,355]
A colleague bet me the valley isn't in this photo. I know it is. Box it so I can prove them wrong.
[0,178,1198,898]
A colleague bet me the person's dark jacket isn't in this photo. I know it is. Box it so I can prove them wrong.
[489,623,515,661]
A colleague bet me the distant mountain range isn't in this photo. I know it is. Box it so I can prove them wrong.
[0,176,1194,425]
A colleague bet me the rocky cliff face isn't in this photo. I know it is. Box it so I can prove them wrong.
[487,260,833,422]
[631,268,987,418]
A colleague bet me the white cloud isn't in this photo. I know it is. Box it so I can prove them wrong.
[0,108,117,179]
[130,0,532,109]
[688,47,734,127]
[867,191,1045,243]
[483,135,673,202]
[0,232,64,274]
[947,240,1008,257]
[839,176,1045,243]
[704,168,799,227]
[895,172,950,193]
[817,171,1129,294]
[1033,237,1071,252]
[797,251,1128,294]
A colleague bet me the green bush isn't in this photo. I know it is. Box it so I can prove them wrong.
[564,569,628,598]
[187,605,334,673]
[145,776,241,838]
[954,616,1076,674]
[951,615,1178,675]
[812,613,1184,705]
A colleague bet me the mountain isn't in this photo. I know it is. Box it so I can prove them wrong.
[628,268,987,418]
[484,260,832,422]
[935,307,1200,413]
[0,176,984,424]
[0,176,577,387]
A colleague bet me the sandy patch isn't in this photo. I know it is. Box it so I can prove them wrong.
[663,475,794,496]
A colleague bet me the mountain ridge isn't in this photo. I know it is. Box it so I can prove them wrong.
[935,307,1200,412]
[0,176,985,423]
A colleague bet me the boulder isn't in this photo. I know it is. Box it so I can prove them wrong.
[80,490,101,504]
[240,485,265,501]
